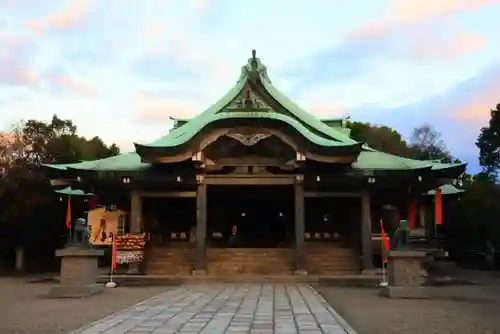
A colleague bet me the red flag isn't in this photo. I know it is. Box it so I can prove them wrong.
[65,196,71,229]
[380,220,390,263]
[435,188,443,225]
[408,199,417,229]
[89,196,98,210]
[111,235,117,271]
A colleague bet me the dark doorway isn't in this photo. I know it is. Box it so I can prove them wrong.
[143,197,196,246]
[207,185,294,248]
[305,197,358,244]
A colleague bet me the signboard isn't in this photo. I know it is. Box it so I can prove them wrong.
[87,207,125,246]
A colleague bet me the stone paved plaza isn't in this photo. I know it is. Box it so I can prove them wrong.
[72,284,355,334]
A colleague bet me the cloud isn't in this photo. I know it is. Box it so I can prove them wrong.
[133,90,201,123]
[0,34,38,86]
[409,30,488,60]
[304,103,346,118]
[455,87,500,123]
[50,75,99,97]
[285,0,497,96]
[348,0,499,39]
[25,0,94,32]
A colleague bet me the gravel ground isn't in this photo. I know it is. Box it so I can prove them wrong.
[0,277,169,334]
[319,285,500,334]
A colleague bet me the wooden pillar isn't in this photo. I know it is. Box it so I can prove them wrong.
[194,177,207,275]
[419,204,426,229]
[130,191,142,233]
[15,247,24,272]
[361,190,374,271]
[294,177,306,274]
[128,191,142,273]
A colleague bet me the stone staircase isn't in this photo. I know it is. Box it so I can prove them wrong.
[305,242,360,275]
[145,246,194,275]
[207,248,293,275]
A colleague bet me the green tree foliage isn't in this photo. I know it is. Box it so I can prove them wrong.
[0,115,119,266]
[347,121,413,157]
[476,104,500,179]
[347,121,452,161]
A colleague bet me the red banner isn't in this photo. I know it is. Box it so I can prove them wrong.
[408,199,417,229]
[435,188,443,225]
[111,236,117,271]
[65,196,71,229]
[380,220,390,263]
[89,196,98,210]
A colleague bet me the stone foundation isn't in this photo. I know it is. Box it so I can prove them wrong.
[48,246,104,298]
[379,250,427,299]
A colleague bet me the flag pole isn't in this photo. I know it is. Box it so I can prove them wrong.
[106,220,117,288]
[379,218,388,287]
[68,196,71,237]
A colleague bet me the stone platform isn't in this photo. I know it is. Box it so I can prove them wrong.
[49,246,104,298]
[71,284,357,334]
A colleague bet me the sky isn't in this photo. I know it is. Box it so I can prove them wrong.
[1,0,499,173]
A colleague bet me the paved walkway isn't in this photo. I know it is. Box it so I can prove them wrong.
[72,284,356,334]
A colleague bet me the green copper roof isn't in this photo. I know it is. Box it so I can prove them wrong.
[426,184,464,196]
[353,150,431,170]
[41,52,467,175]
[43,153,150,172]
[55,187,93,196]
[351,146,466,172]
[134,52,361,151]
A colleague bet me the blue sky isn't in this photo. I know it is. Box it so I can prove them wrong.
[1,0,499,173]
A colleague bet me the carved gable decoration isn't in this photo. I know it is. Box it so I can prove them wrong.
[226,133,271,146]
[226,82,270,111]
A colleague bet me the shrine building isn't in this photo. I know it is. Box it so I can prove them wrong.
[44,50,465,277]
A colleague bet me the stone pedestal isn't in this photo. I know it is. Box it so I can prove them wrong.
[49,246,104,298]
[380,250,427,298]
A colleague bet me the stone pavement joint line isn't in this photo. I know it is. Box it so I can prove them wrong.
[72,284,356,334]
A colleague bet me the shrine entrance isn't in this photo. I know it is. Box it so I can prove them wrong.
[207,185,294,248]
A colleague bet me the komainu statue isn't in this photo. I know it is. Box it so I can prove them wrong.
[390,219,410,250]
[67,217,91,247]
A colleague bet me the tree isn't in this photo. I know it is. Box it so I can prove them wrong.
[409,124,452,161]
[347,121,413,157]
[0,115,119,271]
[476,104,500,179]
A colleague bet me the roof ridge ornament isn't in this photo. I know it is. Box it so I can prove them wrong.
[249,49,259,83]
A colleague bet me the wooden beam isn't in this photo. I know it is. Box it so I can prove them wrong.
[304,191,360,198]
[49,178,71,186]
[204,176,295,185]
[139,191,196,198]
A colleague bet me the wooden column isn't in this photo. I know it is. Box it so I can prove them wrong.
[419,204,426,229]
[294,178,306,274]
[130,191,142,233]
[361,190,374,271]
[129,191,142,273]
[194,177,207,274]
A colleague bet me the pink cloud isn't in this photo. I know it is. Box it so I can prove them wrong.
[305,102,345,118]
[348,0,500,39]
[25,0,94,32]
[410,30,488,60]
[0,34,38,86]
[134,91,200,123]
[52,75,99,97]
[455,86,500,123]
